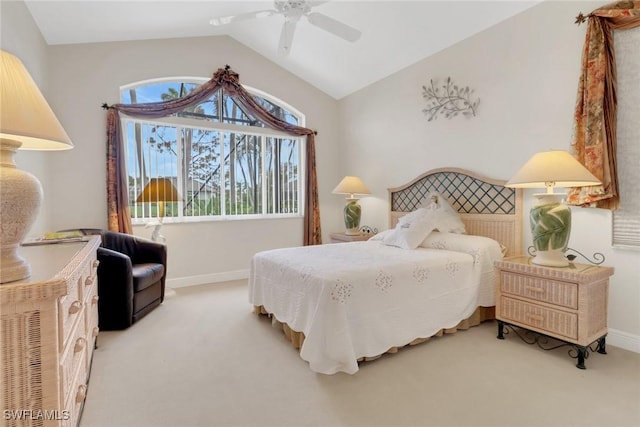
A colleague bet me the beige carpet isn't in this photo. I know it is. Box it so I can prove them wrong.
[80,280,640,427]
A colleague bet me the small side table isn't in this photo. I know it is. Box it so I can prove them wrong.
[495,256,614,369]
[329,232,371,243]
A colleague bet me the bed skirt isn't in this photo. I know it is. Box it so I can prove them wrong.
[253,305,495,363]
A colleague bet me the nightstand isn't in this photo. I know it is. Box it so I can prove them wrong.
[329,232,371,243]
[495,256,614,369]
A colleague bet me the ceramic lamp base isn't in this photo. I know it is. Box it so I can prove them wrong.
[531,249,569,267]
[0,139,42,283]
[530,193,571,268]
[343,198,361,235]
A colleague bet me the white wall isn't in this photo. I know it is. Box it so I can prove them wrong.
[338,0,640,347]
[1,0,54,235]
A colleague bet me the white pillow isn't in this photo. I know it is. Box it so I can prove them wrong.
[420,231,501,254]
[420,191,466,234]
[368,229,393,241]
[383,210,436,249]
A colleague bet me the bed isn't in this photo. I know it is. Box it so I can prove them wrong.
[249,168,523,374]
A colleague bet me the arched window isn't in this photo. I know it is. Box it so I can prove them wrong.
[120,78,305,223]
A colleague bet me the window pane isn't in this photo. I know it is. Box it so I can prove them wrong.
[255,97,299,126]
[183,129,221,217]
[265,137,299,215]
[222,92,260,127]
[224,133,261,215]
[123,82,199,104]
[127,122,179,219]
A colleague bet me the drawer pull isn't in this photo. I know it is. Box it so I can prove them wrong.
[526,313,544,322]
[91,295,99,305]
[92,259,100,269]
[76,384,87,403]
[526,287,545,294]
[68,301,82,315]
[92,326,100,337]
[74,337,86,353]
[85,276,95,286]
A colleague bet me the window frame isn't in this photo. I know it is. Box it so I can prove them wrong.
[119,77,306,225]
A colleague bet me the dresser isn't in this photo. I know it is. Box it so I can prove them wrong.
[1,236,101,427]
[494,256,614,369]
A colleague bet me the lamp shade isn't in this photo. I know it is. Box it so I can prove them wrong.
[0,49,73,150]
[136,178,181,203]
[332,176,370,196]
[505,150,600,189]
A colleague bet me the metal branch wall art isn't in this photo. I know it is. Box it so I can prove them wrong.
[422,77,480,121]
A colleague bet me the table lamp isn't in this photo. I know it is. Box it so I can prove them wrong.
[136,178,181,242]
[506,149,600,267]
[332,176,370,235]
[0,50,74,283]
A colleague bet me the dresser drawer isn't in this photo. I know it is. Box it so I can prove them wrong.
[62,355,89,427]
[59,317,88,405]
[500,271,578,309]
[499,296,578,340]
[84,283,100,363]
[58,273,84,348]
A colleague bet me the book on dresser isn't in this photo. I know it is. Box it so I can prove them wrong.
[1,235,101,427]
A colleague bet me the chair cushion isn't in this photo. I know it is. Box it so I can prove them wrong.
[132,263,165,292]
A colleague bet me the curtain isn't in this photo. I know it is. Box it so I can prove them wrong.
[105,66,322,245]
[568,0,640,209]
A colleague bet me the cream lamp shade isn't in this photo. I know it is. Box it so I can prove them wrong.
[332,176,370,235]
[135,178,181,242]
[0,49,73,283]
[505,149,600,191]
[506,149,600,267]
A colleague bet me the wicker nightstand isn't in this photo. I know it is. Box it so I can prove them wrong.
[329,232,371,243]
[494,256,614,369]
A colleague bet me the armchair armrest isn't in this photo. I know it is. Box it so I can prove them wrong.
[100,231,166,266]
[96,247,135,330]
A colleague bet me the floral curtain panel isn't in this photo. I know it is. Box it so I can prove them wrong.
[105,67,322,245]
[568,0,640,209]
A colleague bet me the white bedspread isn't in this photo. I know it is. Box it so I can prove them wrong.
[249,238,501,374]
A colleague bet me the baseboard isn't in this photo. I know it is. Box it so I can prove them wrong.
[607,328,640,353]
[166,269,250,289]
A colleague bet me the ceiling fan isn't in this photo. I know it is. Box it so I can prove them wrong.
[209,0,361,55]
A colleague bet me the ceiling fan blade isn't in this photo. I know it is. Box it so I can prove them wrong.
[306,12,361,42]
[209,9,275,26]
[278,19,298,55]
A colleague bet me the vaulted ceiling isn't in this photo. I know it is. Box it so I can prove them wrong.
[24,1,541,99]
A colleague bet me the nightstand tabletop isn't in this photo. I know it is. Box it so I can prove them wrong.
[495,256,614,283]
[329,232,371,243]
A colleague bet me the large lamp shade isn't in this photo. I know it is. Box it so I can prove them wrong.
[0,49,73,283]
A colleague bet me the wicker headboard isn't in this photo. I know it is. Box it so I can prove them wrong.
[388,168,523,256]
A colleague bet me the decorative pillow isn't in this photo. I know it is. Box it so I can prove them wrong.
[420,231,504,260]
[383,210,436,249]
[368,229,393,241]
[419,191,466,234]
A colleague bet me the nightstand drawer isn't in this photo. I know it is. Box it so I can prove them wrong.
[500,271,578,309]
[500,296,578,340]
